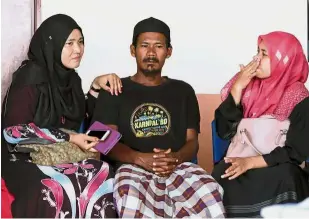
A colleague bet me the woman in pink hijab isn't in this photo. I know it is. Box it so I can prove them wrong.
[212,31,309,217]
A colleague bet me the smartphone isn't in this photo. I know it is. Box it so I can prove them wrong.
[86,130,111,141]
[86,121,122,155]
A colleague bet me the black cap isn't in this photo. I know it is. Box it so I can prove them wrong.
[132,17,171,46]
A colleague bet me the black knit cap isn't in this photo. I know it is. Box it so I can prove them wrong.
[132,17,171,46]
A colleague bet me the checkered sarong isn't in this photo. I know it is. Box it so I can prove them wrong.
[113,162,225,218]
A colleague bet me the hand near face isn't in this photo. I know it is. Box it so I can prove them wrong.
[233,57,260,91]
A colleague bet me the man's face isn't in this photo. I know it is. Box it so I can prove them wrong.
[131,32,172,76]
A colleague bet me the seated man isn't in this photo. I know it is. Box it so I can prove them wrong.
[92,17,225,218]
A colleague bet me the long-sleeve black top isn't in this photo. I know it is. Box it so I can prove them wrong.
[2,85,97,133]
[215,94,309,166]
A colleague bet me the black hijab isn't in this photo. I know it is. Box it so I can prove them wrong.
[7,14,85,130]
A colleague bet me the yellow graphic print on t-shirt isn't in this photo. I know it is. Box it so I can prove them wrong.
[130,103,171,138]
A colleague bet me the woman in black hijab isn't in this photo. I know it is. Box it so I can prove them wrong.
[1,14,120,218]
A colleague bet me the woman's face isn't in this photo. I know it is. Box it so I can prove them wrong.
[61,29,84,69]
[253,41,271,79]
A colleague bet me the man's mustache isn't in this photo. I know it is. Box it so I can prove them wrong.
[143,57,159,63]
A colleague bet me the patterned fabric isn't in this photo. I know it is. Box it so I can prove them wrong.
[19,142,98,166]
[3,158,117,218]
[3,123,69,144]
[37,160,115,218]
[114,162,225,218]
[2,123,96,166]
[221,31,309,120]
[2,124,117,218]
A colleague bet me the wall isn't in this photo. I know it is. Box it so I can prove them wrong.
[38,0,308,172]
[1,0,34,103]
[40,0,308,94]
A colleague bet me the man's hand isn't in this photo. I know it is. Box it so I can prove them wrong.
[135,149,179,177]
[152,148,180,177]
[134,152,159,173]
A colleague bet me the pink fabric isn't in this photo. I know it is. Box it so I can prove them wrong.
[41,179,63,218]
[78,162,109,217]
[1,178,14,218]
[226,117,290,158]
[221,31,309,120]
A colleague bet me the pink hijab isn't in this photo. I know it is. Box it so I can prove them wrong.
[221,31,309,120]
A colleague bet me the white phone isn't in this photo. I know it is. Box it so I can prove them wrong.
[86,130,111,141]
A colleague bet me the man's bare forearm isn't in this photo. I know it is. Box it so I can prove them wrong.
[108,142,141,164]
[176,139,198,163]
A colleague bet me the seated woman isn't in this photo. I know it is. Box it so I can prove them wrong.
[1,14,122,218]
[211,31,309,218]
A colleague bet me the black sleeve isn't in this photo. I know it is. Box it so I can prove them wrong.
[91,89,120,126]
[2,85,38,128]
[186,86,200,133]
[85,92,97,122]
[49,128,70,141]
[263,97,309,166]
[2,85,70,141]
[214,93,244,140]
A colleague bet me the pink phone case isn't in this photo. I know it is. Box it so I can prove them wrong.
[87,121,122,155]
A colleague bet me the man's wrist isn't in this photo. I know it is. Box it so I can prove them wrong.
[133,151,143,165]
[174,151,183,164]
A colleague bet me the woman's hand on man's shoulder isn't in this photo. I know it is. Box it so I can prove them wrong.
[91,73,123,96]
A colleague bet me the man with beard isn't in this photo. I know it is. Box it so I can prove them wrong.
[92,17,225,218]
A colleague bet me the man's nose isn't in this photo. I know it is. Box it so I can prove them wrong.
[146,45,156,56]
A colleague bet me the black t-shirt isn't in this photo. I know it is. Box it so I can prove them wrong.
[92,77,200,153]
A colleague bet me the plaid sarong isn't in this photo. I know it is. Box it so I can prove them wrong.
[113,162,225,218]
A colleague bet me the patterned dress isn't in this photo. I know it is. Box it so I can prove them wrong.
[2,123,117,218]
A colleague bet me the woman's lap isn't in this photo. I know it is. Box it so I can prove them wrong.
[3,159,117,218]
